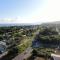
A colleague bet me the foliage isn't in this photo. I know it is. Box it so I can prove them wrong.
[35,27,60,45]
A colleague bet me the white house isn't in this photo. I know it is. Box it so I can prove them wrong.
[51,54,60,60]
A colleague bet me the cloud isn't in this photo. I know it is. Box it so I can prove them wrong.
[32,0,60,23]
[0,0,60,24]
[0,18,15,23]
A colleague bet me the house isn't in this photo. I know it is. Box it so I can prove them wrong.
[0,41,7,54]
[32,39,42,48]
[51,54,60,60]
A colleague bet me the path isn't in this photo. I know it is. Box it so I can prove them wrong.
[12,47,33,60]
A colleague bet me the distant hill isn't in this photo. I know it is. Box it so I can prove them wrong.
[41,21,60,28]
[0,23,36,27]
[1,21,60,27]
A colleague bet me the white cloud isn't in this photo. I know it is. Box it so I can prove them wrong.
[47,0,60,21]
[31,0,60,23]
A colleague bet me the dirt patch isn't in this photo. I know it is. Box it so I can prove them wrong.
[34,57,45,60]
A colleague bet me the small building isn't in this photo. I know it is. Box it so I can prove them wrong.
[0,41,7,54]
[51,54,60,60]
[32,39,42,48]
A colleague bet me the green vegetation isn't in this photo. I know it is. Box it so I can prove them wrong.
[32,27,60,58]
[0,25,38,53]
[0,25,39,60]
[1,24,60,60]
[35,27,60,45]
[17,37,33,53]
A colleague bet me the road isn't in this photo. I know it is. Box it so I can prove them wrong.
[12,47,33,60]
[0,51,8,58]
[12,30,40,60]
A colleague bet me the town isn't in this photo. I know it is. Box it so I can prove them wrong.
[0,0,60,60]
[0,22,60,60]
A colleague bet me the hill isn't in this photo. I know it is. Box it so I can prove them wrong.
[41,21,60,27]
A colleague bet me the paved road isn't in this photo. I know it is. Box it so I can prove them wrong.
[0,51,8,58]
[12,47,33,60]
[12,30,40,60]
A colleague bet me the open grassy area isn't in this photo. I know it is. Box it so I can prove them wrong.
[16,29,39,53]
[17,37,34,53]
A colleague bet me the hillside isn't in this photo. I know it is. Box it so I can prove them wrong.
[41,21,60,28]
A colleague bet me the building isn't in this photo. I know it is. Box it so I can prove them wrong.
[0,41,7,54]
[32,39,42,48]
[51,54,60,60]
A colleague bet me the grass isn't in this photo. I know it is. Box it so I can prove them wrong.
[17,36,34,53]
[17,29,40,53]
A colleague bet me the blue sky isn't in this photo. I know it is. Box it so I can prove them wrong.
[0,0,60,24]
[0,0,43,18]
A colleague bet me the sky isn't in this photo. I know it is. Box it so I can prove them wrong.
[0,0,60,24]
